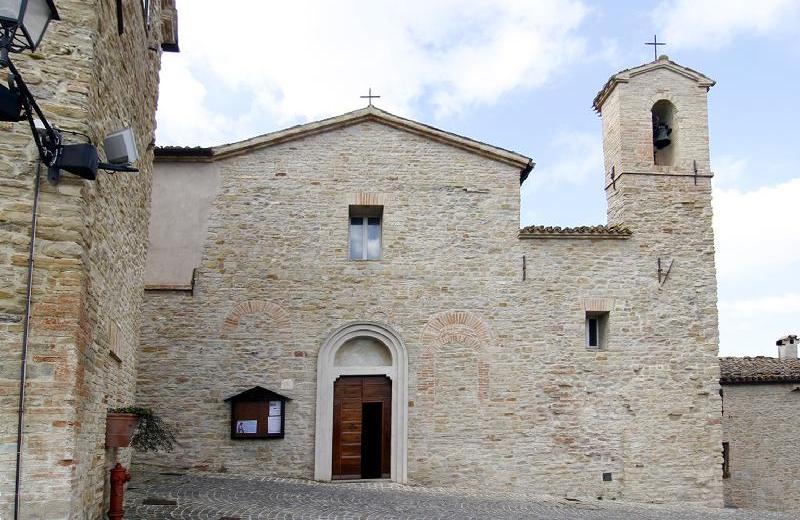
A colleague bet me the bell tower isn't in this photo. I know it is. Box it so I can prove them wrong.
[593,55,715,228]
[592,56,723,500]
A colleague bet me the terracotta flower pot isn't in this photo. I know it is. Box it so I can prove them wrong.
[106,413,140,448]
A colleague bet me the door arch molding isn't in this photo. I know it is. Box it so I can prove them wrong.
[314,321,408,482]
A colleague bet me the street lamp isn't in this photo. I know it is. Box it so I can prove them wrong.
[0,0,60,55]
[0,0,59,50]
[0,0,137,182]
[0,0,61,166]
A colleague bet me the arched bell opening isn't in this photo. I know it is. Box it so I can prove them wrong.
[652,100,677,166]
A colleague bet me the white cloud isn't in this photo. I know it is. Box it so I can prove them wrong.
[156,54,256,145]
[711,155,747,188]
[520,130,603,225]
[719,294,800,356]
[722,294,800,315]
[528,131,602,188]
[714,175,800,356]
[713,176,800,282]
[157,0,590,144]
[653,0,800,50]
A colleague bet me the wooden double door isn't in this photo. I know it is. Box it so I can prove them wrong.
[332,375,391,479]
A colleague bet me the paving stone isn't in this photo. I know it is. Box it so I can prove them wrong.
[125,472,794,520]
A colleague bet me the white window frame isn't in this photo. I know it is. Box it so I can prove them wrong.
[586,312,608,350]
[348,206,382,261]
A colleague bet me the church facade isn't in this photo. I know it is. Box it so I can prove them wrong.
[136,56,722,504]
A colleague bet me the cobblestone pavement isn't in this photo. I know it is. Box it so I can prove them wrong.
[125,472,796,520]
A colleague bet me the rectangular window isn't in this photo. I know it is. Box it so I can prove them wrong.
[586,312,609,350]
[587,317,599,347]
[722,442,730,479]
[349,206,382,260]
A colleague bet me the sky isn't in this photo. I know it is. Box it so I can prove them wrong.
[156,0,800,357]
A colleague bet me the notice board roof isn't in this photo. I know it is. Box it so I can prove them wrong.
[224,386,292,402]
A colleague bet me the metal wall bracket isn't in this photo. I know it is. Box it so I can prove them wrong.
[657,257,674,286]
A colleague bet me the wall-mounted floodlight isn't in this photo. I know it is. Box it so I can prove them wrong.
[103,127,138,165]
[0,5,137,185]
[48,142,97,182]
[0,0,60,54]
[47,127,139,184]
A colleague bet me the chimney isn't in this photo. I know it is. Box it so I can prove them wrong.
[777,335,799,359]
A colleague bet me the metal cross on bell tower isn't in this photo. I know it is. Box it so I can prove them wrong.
[645,34,666,61]
[360,88,380,106]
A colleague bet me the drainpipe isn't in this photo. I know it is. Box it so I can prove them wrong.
[14,159,42,519]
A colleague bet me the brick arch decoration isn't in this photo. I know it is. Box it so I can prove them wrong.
[220,299,290,335]
[418,310,494,406]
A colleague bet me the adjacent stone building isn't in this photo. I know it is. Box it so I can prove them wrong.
[720,335,800,511]
[0,1,177,518]
[136,55,722,505]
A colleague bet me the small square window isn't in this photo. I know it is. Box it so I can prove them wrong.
[349,206,382,260]
[586,312,609,350]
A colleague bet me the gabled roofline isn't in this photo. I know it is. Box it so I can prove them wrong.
[593,56,715,113]
[155,106,534,183]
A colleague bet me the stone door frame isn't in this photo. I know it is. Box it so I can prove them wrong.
[314,322,408,483]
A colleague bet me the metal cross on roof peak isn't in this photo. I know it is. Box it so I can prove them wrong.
[645,34,666,61]
[360,88,380,106]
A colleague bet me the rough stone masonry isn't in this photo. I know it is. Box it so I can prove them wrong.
[137,56,723,506]
[720,336,800,512]
[0,1,177,518]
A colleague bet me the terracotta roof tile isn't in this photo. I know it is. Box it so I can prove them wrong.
[155,146,213,158]
[518,225,632,239]
[719,357,800,384]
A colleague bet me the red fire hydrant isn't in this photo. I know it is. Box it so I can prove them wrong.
[108,462,131,520]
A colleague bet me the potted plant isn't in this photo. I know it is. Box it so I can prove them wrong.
[106,406,176,451]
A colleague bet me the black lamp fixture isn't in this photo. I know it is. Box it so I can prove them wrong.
[0,0,60,54]
[0,0,61,166]
[0,0,137,182]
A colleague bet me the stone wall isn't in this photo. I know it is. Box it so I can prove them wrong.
[0,1,166,518]
[137,106,721,504]
[722,383,800,511]
[598,60,721,504]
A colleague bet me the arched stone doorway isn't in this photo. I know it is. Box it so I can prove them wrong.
[314,322,408,482]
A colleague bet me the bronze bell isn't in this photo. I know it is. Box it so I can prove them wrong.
[654,122,672,149]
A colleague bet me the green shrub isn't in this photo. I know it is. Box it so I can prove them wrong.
[110,406,176,452]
